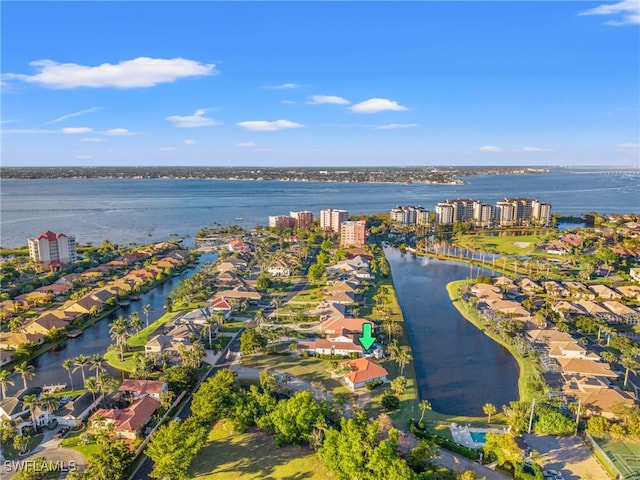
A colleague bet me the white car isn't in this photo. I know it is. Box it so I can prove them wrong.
[543,471,564,480]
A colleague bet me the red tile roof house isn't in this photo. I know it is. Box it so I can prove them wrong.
[118,379,168,402]
[341,357,388,389]
[91,396,160,440]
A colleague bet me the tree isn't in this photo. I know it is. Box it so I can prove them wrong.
[83,439,134,480]
[39,392,59,414]
[14,361,35,390]
[257,390,325,446]
[482,432,521,467]
[146,417,207,480]
[621,349,640,389]
[534,409,575,436]
[62,359,75,390]
[73,354,89,388]
[89,354,105,379]
[143,303,151,331]
[483,403,497,424]
[394,347,411,376]
[22,394,39,427]
[85,377,100,402]
[418,400,432,425]
[191,369,242,423]
[390,376,407,397]
[240,328,267,354]
[381,392,400,411]
[0,369,15,399]
[129,312,143,338]
[109,316,131,362]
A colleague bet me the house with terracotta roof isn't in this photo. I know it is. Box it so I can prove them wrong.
[341,357,388,389]
[118,379,168,402]
[228,239,251,253]
[27,230,77,269]
[91,396,160,440]
[320,317,373,336]
[35,283,73,296]
[209,297,233,319]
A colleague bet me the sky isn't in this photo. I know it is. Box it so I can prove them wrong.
[1,1,639,167]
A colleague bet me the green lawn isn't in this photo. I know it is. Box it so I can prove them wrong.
[59,429,101,459]
[455,234,546,257]
[189,422,330,480]
[240,354,350,395]
[1,433,44,460]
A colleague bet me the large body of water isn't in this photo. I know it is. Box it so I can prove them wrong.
[1,168,638,249]
[385,249,519,416]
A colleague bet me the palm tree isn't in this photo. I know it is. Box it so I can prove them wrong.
[62,359,75,391]
[109,316,131,362]
[130,312,143,338]
[40,392,59,414]
[85,376,100,402]
[0,369,15,399]
[418,399,432,425]
[483,403,497,424]
[21,394,39,427]
[203,311,216,349]
[395,347,411,376]
[14,361,35,390]
[621,349,640,389]
[73,354,89,388]
[143,303,151,331]
[89,354,105,379]
[213,310,226,328]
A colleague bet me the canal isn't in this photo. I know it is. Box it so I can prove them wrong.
[6,253,216,397]
[385,248,519,416]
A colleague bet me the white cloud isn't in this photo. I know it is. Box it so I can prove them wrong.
[4,57,215,89]
[48,107,99,124]
[281,100,297,104]
[479,145,502,152]
[522,146,547,152]
[157,147,176,151]
[308,95,350,105]
[616,142,640,152]
[166,109,220,128]
[184,139,196,145]
[265,83,300,89]
[236,142,257,148]
[579,0,640,25]
[349,98,408,114]
[81,137,106,143]
[236,120,303,131]
[105,128,132,136]
[375,123,419,130]
[74,155,93,160]
[62,127,92,134]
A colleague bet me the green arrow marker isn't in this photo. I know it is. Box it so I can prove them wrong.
[358,322,376,351]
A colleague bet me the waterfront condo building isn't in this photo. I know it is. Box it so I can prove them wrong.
[435,199,478,224]
[290,211,314,230]
[320,208,349,232]
[268,215,296,229]
[389,205,429,225]
[495,198,552,226]
[28,230,77,269]
[340,220,367,247]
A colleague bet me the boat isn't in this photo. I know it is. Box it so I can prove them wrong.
[66,330,82,338]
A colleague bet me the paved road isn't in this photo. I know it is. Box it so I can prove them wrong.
[523,434,610,480]
[433,449,510,480]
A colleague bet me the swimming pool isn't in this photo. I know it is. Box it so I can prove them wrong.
[469,431,487,443]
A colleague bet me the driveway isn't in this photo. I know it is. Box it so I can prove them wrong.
[523,434,609,480]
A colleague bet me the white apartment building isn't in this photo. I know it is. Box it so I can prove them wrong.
[320,208,348,232]
[28,231,77,268]
[290,211,314,229]
[389,205,429,225]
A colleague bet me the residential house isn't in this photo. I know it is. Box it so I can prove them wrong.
[588,284,621,300]
[341,358,388,389]
[228,240,251,253]
[91,396,160,440]
[118,380,168,402]
[572,300,614,320]
[298,337,363,357]
[213,287,262,302]
[602,301,639,324]
[563,377,636,420]
[324,290,357,305]
[616,285,640,300]
[55,392,99,427]
[556,358,618,378]
[0,332,45,350]
[309,301,347,321]
[320,317,373,336]
[22,315,68,336]
[209,297,233,319]
[551,301,586,319]
[562,282,594,300]
[542,281,570,297]
[519,278,542,295]
[267,258,295,277]
[0,397,28,421]
[35,283,73,296]
[0,350,14,367]
[216,257,248,273]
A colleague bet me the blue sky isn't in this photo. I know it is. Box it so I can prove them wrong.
[1,1,639,167]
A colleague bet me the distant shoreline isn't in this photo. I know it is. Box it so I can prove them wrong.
[0,166,552,184]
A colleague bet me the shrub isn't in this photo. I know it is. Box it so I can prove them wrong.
[365,379,384,390]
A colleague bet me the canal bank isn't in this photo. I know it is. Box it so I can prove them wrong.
[384,248,519,417]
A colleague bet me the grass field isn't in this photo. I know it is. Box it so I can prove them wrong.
[189,422,330,480]
[597,439,640,478]
[455,234,546,257]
